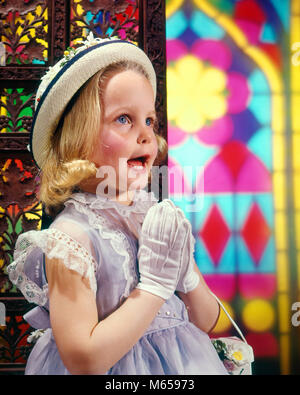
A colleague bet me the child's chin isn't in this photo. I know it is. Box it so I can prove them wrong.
[127,176,149,192]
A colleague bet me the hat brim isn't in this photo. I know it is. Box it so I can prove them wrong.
[30,40,157,169]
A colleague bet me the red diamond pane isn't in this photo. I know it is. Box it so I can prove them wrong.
[218,141,249,181]
[199,205,230,266]
[241,203,271,265]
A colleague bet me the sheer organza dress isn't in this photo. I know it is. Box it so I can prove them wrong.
[8,189,227,375]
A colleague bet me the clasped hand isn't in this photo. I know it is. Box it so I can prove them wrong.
[136,200,200,300]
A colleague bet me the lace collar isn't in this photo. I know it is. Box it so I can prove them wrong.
[66,189,158,218]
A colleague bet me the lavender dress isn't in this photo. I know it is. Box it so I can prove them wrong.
[7,189,227,375]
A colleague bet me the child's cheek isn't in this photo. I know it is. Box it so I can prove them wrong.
[101,131,128,159]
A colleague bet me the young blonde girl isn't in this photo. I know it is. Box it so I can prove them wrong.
[8,34,227,375]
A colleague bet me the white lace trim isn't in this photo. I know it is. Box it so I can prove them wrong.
[64,199,139,299]
[69,189,158,218]
[7,228,97,306]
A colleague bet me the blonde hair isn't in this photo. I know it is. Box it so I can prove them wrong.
[39,61,167,218]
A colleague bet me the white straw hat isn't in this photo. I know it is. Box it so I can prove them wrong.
[30,33,157,169]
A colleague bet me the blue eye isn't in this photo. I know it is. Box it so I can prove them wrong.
[146,117,153,127]
[117,115,129,124]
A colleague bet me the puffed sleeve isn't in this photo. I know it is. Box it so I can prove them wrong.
[7,220,98,307]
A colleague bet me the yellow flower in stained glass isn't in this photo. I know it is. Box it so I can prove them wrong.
[167,55,227,132]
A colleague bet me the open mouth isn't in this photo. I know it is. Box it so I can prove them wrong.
[127,155,149,170]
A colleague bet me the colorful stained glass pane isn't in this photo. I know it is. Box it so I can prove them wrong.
[190,10,225,39]
[248,127,272,170]
[261,23,277,43]
[166,11,188,39]
[167,0,298,374]
[239,274,277,299]
[199,204,231,266]
[241,203,272,264]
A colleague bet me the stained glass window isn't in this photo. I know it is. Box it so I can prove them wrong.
[166,0,300,374]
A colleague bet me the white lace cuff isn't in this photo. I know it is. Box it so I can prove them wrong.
[7,228,97,306]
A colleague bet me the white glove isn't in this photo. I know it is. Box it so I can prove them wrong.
[162,200,200,294]
[136,200,189,300]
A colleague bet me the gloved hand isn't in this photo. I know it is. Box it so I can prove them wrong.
[161,200,200,294]
[136,200,190,300]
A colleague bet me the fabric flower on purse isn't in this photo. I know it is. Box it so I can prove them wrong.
[212,337,254,375]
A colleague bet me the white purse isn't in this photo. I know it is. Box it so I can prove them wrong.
[210,292,255,375]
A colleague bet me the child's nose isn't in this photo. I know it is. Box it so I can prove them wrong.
[137,128,153,144]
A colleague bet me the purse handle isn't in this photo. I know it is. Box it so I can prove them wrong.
[210,291,248,344]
